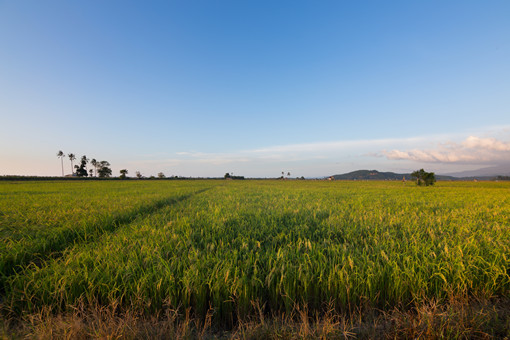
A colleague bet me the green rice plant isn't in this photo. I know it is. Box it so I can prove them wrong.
[0,180,214,289]
[2,180,509,328]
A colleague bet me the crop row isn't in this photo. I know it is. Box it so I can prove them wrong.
[0,180,214,288]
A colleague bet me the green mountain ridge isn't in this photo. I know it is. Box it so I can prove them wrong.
[330,170,504,181]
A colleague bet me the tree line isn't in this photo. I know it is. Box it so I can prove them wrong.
[57,151,111,178]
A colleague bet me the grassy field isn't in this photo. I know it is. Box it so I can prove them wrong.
[1,180,509,338]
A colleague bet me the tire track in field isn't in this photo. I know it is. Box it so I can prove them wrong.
[0,187,214,293]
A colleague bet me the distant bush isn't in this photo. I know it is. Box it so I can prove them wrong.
[411,169,436,186]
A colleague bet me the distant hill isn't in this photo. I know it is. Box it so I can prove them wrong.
[331,170,458,181]
[331,170,412,181]
[444,165,510,178]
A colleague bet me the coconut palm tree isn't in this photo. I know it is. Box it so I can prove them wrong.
[81,155,90,173]
[68,153,76,175]
[91,159,97,177]
[57,150,65,177]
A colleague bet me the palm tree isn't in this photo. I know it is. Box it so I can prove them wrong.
[57,150,64,177]
[68,153,76,175]
[81,155,90,173]
[91,159,97,177]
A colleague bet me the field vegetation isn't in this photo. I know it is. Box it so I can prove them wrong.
[1,180,509,338]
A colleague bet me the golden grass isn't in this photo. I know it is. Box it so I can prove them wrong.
[2,296,508,339]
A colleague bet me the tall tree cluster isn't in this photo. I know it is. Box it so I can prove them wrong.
[56,151,112,178]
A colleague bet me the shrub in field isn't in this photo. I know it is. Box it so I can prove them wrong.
[98,161,112,178]
[411,169,436,186]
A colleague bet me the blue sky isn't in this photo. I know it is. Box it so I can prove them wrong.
[1,1,509,177]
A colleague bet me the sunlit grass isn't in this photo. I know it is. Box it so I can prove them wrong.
[1,180,509,331]
[0,180,214,287]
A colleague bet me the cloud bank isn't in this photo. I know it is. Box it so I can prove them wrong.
[383,136,510,164]
[125,130,510,177]
[127,137,427,176]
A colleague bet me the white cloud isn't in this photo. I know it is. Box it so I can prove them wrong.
[250,137,425,154]
[383,136,510,164]
[462,136,510,151]
[124,130,510,177]
[174,137,428,163]
[128,137,430,176]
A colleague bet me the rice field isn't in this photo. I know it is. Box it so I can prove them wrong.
[1,179,509,336]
